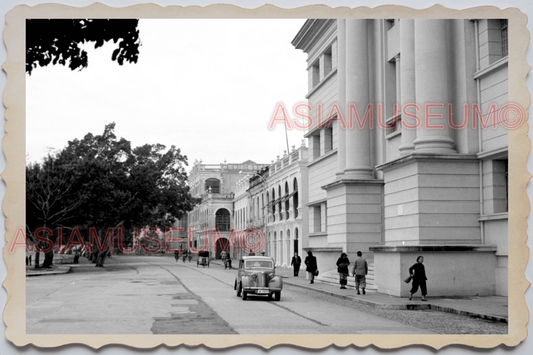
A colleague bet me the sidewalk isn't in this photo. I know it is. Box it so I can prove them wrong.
[215,259,508,323]
[26,264,71,277]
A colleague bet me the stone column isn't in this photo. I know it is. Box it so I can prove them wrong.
[344,19,373,179]
[336,19,347,178]
[399,19,416,155]
[413,19,456,154]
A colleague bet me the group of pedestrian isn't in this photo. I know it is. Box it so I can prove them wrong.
[336,251,367,294]
[290,251,318,283]
[290,250,428,300]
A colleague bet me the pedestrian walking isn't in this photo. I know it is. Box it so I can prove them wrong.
[29,254,32,266]
[225,253,232,269]
[352,251,368,295]
[336,252,350,289]
[304,251,318,284]
[408,256,428,301]
[174,250,179,262]
[26,256,28,266]
[291,252,302,277]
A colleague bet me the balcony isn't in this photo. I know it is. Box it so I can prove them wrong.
[201,192,235,203]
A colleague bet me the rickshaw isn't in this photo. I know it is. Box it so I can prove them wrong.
[197,251,210,268]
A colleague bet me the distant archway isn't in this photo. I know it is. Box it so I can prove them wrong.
[215,237,230,259]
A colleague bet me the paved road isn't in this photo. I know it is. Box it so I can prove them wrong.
[26,255,434,335]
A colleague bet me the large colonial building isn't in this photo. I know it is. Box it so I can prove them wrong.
[187,160,268,259]
[243,143,309,267]
[292,19,508,297]
[188,143,309,267]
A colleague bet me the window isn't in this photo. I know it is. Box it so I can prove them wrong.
[285,182,290,219]
[215,209,230,231]
[492,159,508,213]
[312,134,321,160]
[324,125,333,153]
[323,46,332,77]
[313,205,322,233]
[311,60,320,87]
[278,186,283,221]
[293,178,299,219]
[205,178,220,193]
[271,188,276,222]
[501,19,508,58]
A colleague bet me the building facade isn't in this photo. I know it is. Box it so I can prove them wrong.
[292,19,508,297]
[242,143,309,267]
[187,160,267,259]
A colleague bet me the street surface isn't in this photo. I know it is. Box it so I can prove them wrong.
[26,255,504,335]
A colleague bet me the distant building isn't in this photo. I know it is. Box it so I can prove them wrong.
[242,143,309,267]
[292,19,508,297]
[187,160,268,259]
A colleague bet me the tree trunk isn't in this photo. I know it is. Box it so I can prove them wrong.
[42,251,53,268]
[95,248,109,267]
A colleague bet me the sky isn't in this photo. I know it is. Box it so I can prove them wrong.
[26,19,309,168]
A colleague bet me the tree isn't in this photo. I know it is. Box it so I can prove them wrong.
[26,19,140,75]
[26,123,199,267]
[26,154,87,268]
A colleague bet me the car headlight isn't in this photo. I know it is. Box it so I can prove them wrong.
[251,273,258,281]
[268,273,275,280]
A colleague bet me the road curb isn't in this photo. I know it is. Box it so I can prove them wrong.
[282,278,507,322]
[429,304,508,323]
[26,266,71,277]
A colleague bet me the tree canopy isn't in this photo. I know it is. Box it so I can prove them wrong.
[26,123,198,265]
[26,19,140,75]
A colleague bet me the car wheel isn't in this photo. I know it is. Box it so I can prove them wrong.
[241,290,247,301]
[274,291,281,301]
[236,283,242,297]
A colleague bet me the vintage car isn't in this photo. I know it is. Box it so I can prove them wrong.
[234,256,283,301]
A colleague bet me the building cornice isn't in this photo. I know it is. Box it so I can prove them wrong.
[477,147,508,160]
[376,153,479,172]
[306,149,337,167]
[322,178,384,191]
[292,19,336,53]
[473,56,508,80]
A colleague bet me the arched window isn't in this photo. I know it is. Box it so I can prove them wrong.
[215,208,230,231]
[278,186,283,221]
[205,178,220,193]
[293,178,299,219]
[271,188,276,221]
[284,182,290,219]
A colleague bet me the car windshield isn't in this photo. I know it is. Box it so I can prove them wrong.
[245,260,273,269]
